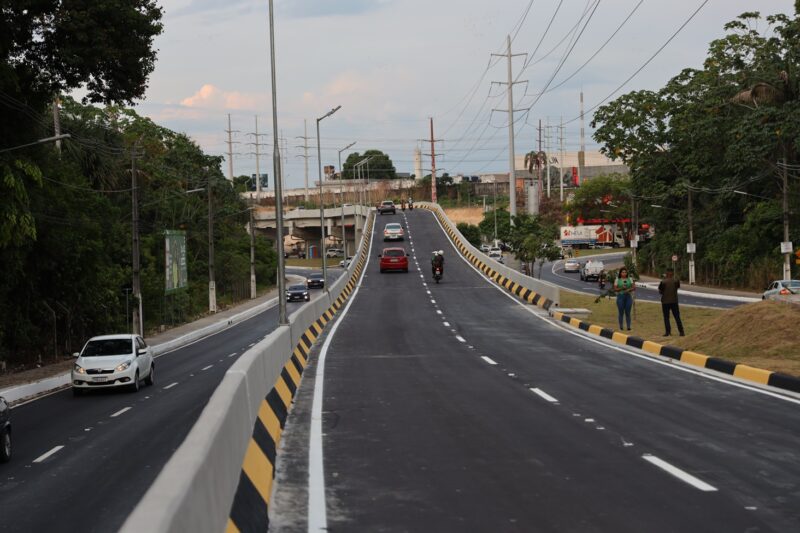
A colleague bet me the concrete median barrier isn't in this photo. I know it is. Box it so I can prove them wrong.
[418,202,559,309]
[121,210,375,533]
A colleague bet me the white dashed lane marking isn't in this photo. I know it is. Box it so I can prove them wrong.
[33,445,65,464]
[455,335,466,343]
[201,364,213,371]
[110,407,132,418]
[443,321,450,327]
[164,382,178,390]
[530,388,559,403]
[642,455,718,492]
[481,356,498,365]
[228,352,237,358]
[436,310,442,315]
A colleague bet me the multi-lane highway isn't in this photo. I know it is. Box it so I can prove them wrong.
[272,208,800,532]
[0,269,338,533]
[541,252,746,309]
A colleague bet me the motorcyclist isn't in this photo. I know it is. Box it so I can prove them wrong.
[408,197,414,209]
[431,250,444,278]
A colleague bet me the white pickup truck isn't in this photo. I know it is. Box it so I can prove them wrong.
[579,260,604,281]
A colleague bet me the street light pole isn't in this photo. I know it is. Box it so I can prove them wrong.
[267,0,288,325]
[208,172,217,312]
[316,105,342,292]
[687,187,695,285]
[782,156,792,280]
[338,141,356,258]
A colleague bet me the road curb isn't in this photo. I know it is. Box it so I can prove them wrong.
[420,203,559,310]
[549,309,800,394]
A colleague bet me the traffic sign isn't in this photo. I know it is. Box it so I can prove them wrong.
[780,241,793,254]
[671,254,678,262]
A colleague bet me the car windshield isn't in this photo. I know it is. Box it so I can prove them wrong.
[784,281,800,288]
[385,224,401,230]
[310,274,323,279]
[82,339,133,357]
[289,285,306,291]
[381,201,393,206]
[383,249,405,257]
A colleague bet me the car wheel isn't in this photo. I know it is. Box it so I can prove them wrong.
[130,371,140,393]
[0,428,10,463]
[145,364,155,386]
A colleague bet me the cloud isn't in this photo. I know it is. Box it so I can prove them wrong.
[180,84,267,111]
[277,0,392,19]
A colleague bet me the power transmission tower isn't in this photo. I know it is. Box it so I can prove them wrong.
[422,118,444,203]
[246,116,269,194]
[295,119,313,201]
[225,114,240,181]
[491,35,527,219]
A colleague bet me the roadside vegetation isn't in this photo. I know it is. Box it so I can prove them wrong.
[560,292,800,376]
[591,8,800,289]
[0,3,277,371]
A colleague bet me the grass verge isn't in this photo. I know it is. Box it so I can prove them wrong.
[559,291,800,377]
[286,258,325,268]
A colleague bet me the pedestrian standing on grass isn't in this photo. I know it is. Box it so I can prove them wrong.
[659,268,685,336]
[614,267,635,331]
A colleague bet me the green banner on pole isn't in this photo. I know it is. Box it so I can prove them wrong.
[165,230,187,293]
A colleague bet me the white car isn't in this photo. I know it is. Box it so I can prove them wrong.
[383,223,405,241]
[762,279,800,301]
[326,248,343,258]
[489,248,504,264]
[563,259,581,273]
[72,334,155,395]
[339,257,353,268]
[479,244,491,253]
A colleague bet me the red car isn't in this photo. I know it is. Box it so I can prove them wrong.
[378,247,409,273]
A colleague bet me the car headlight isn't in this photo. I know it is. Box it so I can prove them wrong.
[74,364,86,374]
[306,278,311,283]
[115,360,132,372]
[303,291,308,296]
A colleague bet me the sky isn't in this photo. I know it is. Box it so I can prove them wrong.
[136,0,794,188]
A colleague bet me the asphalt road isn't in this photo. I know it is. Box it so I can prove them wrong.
[271,209,800,532]
[541,253,744,309]
[0,269,339,533]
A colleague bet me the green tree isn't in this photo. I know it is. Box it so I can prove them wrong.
[479,208,511,243]
[457,223,481,247]
[591,7,800,287]
[342,150,396,180]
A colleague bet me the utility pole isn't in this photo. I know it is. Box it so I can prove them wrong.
[250,207,256,299]
[536,119,543,202]
[338,141,356,258]
[246,116,267,194]
[296,120,312,201]
[267,0,287,325]
[225,114,239,181]
[578,90,586,186]
[208,172,217,312]
[53,96,62,154]
[782,155,792,280]
[687,186,696,285]
[545,119,551,198]
[429,117,440,203]
[491,35,527,220]
[131,140,143,337]
[559,117,565,202]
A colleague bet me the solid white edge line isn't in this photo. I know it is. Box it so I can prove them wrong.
[33,445,65,463]
[110,406,132,418]
[531,387,559,403]
[642,454,718,492]
[308,214,375,533]
[163,382,178,390]
[481,356,498,365]
[425,209,800,406]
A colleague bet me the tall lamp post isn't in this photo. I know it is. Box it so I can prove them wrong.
[317,105,342,291]
[266,0,288,324]
[338,141,356,258]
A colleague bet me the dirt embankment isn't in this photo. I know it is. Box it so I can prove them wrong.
[668,300,800,376]
[443,207,485,226]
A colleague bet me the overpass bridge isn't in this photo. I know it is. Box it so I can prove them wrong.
[253,204,370,255]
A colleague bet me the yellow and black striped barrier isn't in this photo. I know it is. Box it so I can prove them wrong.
[225,214,374,532]
[420,204,555,311]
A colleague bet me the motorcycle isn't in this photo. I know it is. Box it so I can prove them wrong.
[408,200,414,211]
[433,266,442,284]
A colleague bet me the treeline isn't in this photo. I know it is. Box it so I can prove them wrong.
[0,1,276,368]
[0,99,278,368]
[592,7,800,288]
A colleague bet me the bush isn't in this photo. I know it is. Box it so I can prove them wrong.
[457,222,482,247]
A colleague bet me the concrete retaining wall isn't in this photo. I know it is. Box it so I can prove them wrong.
[419,202,560,308]
[121,211,376,533]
